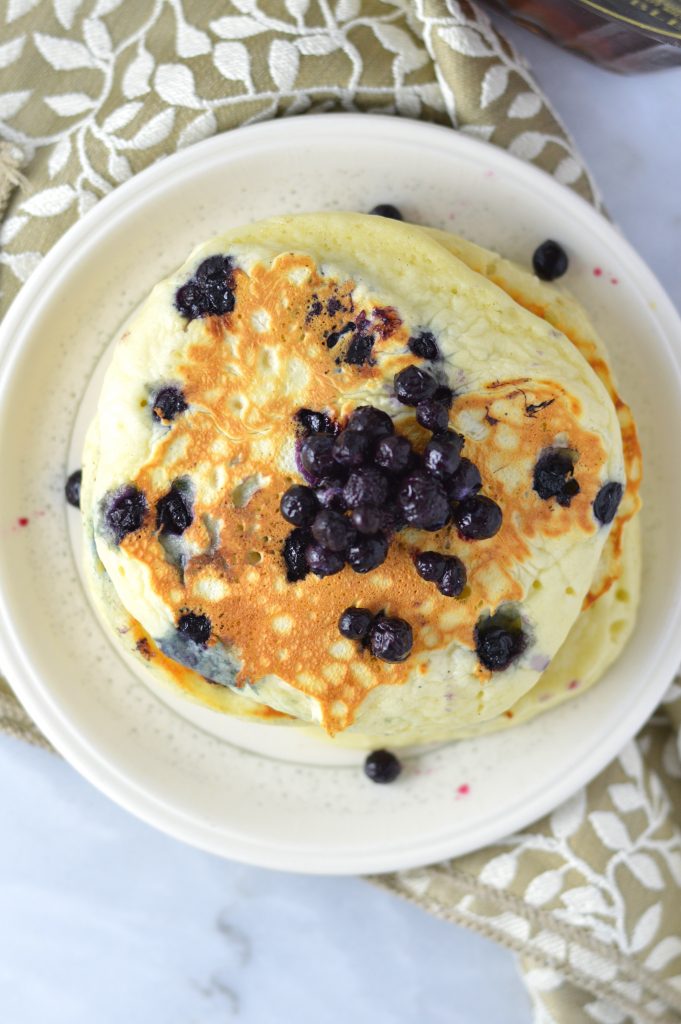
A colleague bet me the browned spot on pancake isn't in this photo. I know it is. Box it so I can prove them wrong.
[489,279,642,608]
[121,253,611,734]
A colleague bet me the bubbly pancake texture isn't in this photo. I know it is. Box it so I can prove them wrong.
[86,213,630,741]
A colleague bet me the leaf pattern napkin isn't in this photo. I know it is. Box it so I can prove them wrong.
[1,3,680,1022]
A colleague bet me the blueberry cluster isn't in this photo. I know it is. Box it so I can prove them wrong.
[174,254,235,321]
[339,607,413,663]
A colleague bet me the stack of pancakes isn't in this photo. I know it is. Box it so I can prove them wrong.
[82,213,641,747]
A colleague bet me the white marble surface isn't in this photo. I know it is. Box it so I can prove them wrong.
[1,21,680,1024]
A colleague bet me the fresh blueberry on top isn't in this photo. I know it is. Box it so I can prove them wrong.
[593,481,624,525]
[398,472,450,531]
[283,528,311,582]
[373,434,411,475]
[416,399,449,433]
[446,458,482,502]
[280,485,319,526]
[103,485,148,544]
[343,467,388,509]
[347,533,388,574]
[532,239,568,281]
[368,616,413,662]
[333,429,370,468]
[177,611,212,646]
[364,749,402,784]
[408,331,439,361]
[305,543,345,578]
[346,405,394,439]
[315,480,347,511]
[369,204,403,220]
[439,557,467,598]
[65,469,82,509]
[423,431,463,479]
[295,408,338,436]
[533,449,580,507]
[381,505,407,536]
[414,550,447,583]
[453,495,502,540]
[175,254,235,320]
[338,607,374,640]
[351,505,383,535]
[311,510,354,552]
[475,609,527,671]
[394,365,437,406]
[156,482,193,536]
[299,435,337,482]
[152,386,188,423]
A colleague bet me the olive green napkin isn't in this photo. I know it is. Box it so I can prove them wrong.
[1,3,680,1022]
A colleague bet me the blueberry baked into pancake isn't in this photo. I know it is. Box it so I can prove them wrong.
[80,212,641,748]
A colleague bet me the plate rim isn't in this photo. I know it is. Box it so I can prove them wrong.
[1,113,680,874]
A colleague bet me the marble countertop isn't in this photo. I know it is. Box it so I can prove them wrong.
[2,18,679,1024]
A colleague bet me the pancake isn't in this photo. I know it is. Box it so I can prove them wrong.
[82,213,637,745]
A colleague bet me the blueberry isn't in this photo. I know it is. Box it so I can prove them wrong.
[152,386,188,423]
[364,749,402,783]
[373,434,412,475]
[295,408,337,436]
[103,486,148,543]
[299,435,337,481]
[398,472,450,531]
[414,550,447,583]
[532,239,568,281]
[351,504,383,535]
[305,543,345,577]
[65,469,82,509]
[453,495,502,540]
[346,406,394,439]
[423,431,463,479]
[175,255,235,320]
[338,607,374,640]
[283,528,311,582]
[394,365,437,406]
[416,399,449,433]
[369,204,403,220]
[382,505,407,536]
[311,510,354,552]
[177,612,211,646]
[333,429,370,468]
[156,483,193,536]
[439,557,467,597]
[343,467,388,509]
[408,331,439,361]
[368,616,413,662]
[446,458,482,502]
[315,480,347,511]
[344,332,375,366]
[347,533,388,573]
[593,482,623,525]
[533,449,580,507]
[475,609,527,671]
[280,485,318,526]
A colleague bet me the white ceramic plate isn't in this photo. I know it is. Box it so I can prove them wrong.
[1,115,680,875]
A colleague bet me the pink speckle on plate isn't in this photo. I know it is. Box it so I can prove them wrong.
[568,679,580,690]
[456,783,470,798]
[17,517,29,527]
[610,277,619,285]
[593,267,603,277]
